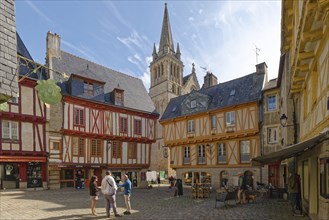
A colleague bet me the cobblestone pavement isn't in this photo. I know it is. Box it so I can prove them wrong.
[0,185,310,220]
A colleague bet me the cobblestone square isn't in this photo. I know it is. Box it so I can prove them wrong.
[0,186,310,220]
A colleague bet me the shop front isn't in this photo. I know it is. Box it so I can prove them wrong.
[0,156,47,189]
[58,164,107,189]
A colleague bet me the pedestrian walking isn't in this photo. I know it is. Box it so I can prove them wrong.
[118,174,132,215]
[89,175,99,216]
[76,170,82,189]
[237,172,247,204]
[101,170,122,218]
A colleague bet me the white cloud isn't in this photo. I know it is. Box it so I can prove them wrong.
[189,17,194,22]
[173,1,281,85]
[199,9,203,14]
[26,0,54,25]
[61,40,97,62]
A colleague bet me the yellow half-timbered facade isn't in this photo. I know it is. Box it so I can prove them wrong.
[253,1,329,219]
[284,1,329,218]
[160,65,266,188]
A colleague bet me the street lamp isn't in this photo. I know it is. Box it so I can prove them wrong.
[280,112,298,144]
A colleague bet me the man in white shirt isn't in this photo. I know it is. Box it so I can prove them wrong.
[101,170,121,217]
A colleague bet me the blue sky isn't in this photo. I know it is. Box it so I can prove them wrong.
[15,1,281,90]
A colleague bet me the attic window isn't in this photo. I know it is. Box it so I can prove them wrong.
[191,100,196,108]
[230,90,236,96]
[115,90,124,106]
[84,81,94,96]
[172,106,177,112]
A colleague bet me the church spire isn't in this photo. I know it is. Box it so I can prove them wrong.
[158,3,175,56]
[152,43,158,61]
[175,43,181,60]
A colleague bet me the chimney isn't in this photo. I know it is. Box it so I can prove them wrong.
[46,31,61,80]
[203,71,218,89]
[256,62,268,83]
[256,62,268,75]
[46,31,61,60]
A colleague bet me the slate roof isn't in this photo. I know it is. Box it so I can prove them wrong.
[17,33,46,80]
[51,51,157,114]
[161,72,265,121]
[263,78,278,91]
[183,74,191,85]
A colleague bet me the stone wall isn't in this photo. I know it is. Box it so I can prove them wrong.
[0,0,18,101]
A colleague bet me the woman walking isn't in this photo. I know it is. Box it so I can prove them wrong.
[89,175,99,216]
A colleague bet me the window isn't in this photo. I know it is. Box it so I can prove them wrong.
[8,97,18,103]
[73,137,85,156]
[52,141,60,150]
[184,146,190,164]
[211,115,216,129]
[134,119,142,135]
[112,141,121,158]
[217,143,226,164]
[119,117,128,133]
[267,95,277,111]
[191,100,196,108]
[84,81,94,96]
[226,111,235,126]
[188,120,194,133]
[91,139,102,157]
[240,140,250,163]
[128,143,137,159]
[115,91,124,106]
[198,145,205,164]
[74,108,84,126]
[2,120,18,140]
[267,127,278,144]
[320,158,329,199]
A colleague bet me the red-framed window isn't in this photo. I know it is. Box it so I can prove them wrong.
[84,81,94,96]
[73,137,85,156]
[115,91,124,105]
[134,119,142,135]
[91,139,102,157]
[112,141,122,158]
[74,108,85,126]
[119,117,128,133]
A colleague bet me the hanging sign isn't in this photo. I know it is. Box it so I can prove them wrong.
[35,79,62,105]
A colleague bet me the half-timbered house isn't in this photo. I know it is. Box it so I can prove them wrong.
[0,34,47,189]
[46,32,158,189]
[253,1,329,219]
[160,63,266,188]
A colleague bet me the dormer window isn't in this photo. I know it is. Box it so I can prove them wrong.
[191,100,196,108]
[84,81,94,96]
[114,87,124,106]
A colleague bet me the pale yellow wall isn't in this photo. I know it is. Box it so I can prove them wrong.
[21,122,33,151]
[21,87,33,115]
[164,103,259,144]
[169,136,259,168]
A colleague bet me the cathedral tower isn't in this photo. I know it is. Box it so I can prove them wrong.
[149,3,183,173]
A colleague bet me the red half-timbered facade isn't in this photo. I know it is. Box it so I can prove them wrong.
[46,32,158,189]
[0,34,47,189]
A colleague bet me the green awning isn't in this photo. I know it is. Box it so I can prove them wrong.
[252,131,329,165]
